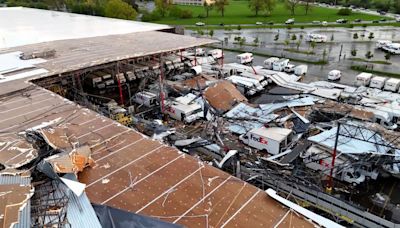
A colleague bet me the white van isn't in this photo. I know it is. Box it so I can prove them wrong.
[264,57,279,70]
[284,64,296,73]
[384,78,400,92]
[239,127,292,155]
[272,59,290,72]
[208,49,223,59]
[236,53,254,64]
[355,72,372,86]
[328,70,341,81]
[385,43,400,54]
[369,76,387,89]
[294,65,308,76]
[376,40,392,49]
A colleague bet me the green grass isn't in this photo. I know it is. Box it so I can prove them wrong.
[349,57,391,65]
[284,48,315,55]
[155,1,389,25]
[351,65,400,78]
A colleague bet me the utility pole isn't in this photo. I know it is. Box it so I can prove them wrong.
[159,54,165,114]
[328,122,340,193]
[338,44,343,61]
[116,62,124,106]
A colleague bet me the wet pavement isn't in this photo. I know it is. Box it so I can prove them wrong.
[188,26,400,85]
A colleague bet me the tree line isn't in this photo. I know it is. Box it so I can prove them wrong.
[316,0,400,14]
[5,0,138,20]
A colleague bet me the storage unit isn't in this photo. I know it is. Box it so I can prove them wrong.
[264,57,279,70]
[208,49,223,59]
[236,53,254,64]
[272,59,289,72]
[294,65,308,76]
[355,72,373,86]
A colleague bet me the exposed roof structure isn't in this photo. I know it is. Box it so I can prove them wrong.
[0,86,315,227]
[0,7,171,49]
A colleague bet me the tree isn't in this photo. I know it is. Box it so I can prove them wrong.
[285,0,300,16]
[351,49,357,57]
[155,0,171,17]
[239,37,246,46]
[284,39,290,48]
[365,51,373,60]
[203,1,213,17]
[353,33,358,39]
[296,40,301,50]
[215,0,229,17]
[274,34,279,41]
[291,34,297,41]
[385,52,391,61]
[104,0,137,20]
[322,49,327,61]
[310,41,316,52]
[249,0,265,16]
[330,34,334,41]
[237,24,242,30]
[209,29,214,37]
[264,0,276,15]
[368,32,375,40]
[254,37,259,45]
[303,0,312,15]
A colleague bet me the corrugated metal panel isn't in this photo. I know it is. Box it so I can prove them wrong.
[0,175,31,228]
[60,174,102,228]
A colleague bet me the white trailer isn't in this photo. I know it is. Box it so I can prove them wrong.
[133,91,158,107]
[208,49,223,59]
[236,53,254,64]
[273,59,290,72]
[294,65,308,76]
[226,75,264,95]
[369,76,387,89]
[306,34,328,43]
[264,57,279,69]
[328,70,341,81]
[239,127,292,155]
[355,72,373,86]
[284,64,296,73]
[385,43,400,54]
[164,100,203,123]
[384,78,400,92]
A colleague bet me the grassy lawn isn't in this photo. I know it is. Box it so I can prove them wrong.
[349,57,391,65]
[155,1,389,25]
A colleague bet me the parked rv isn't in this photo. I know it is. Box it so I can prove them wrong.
[376,40,392,49]
[355,72,372,86]
[285,18,295,24]
[264,57,279,70]
[384,78,400,92]
[236,53,254,64]
[306,34,328,43]
[272,59,290,72]
[328,70,341,81]
[208,49,223,59]
[369,76,387,89]
[294,65,308,76]
[239,127,292,155]
[384,43,400,54]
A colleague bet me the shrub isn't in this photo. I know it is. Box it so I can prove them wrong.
[141,10,162,21]
[198,13,206,18]
[181,9,192,18]
[169,6,182,18]
[337,8,352,16]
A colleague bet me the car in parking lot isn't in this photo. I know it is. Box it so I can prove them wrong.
[267,21,274,25]
[195,22,205,26]
[396,17,400,22]
[354,19,362,22]
[312,20,321,24]
[372,20,380,23]
[256,21,263,25]
[285,18,295,24]
[322,21,328,26]
[336,19,348,23]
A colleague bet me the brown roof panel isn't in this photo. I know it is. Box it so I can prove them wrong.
[204,80,247,113]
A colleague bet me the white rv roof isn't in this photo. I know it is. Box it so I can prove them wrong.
[386,78,400,84]
[356,72,373,79]
[237,52,252,57]
[276,59,289,63]
[0,7,171,49]
[250,127,292,142]
[371,76,387,82]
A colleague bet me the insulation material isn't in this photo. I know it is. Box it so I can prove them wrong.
[204,80,247,113]
[44,145,95,173]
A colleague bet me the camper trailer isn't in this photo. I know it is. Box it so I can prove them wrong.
[369,76,387,89]
[264,57,279,70]
[208,49,223,59]
[306,34,328,43]
[294,65,308,76]
[239,127,292,155]
[384,78,400,92]
[355,72,373,86]
[272,59,290,72]
[164,100,203,123]
[236,53,254,64]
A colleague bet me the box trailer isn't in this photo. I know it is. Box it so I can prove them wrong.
[355,72,373,86]
[294,65,308,76]
[384,78,400,92]
[133,91,158,107]
[236,53,254,64]
[208,49,223,59]
[264,57,279,70]
[272,59,289,72]
[239,127,292,155]
[369,76,387,89]
[164,100,203,123]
